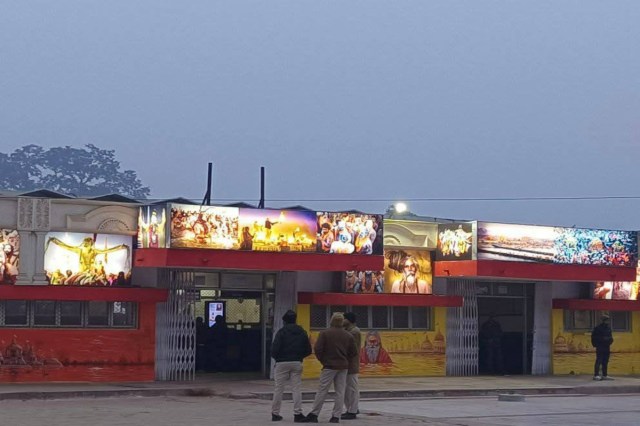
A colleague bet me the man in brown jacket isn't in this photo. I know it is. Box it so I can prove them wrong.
[341,312,361,420]
[304,312,357,424]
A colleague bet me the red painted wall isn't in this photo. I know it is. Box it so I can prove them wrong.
[0,301,157,383]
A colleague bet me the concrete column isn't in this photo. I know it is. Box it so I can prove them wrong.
[15,230,34,285]
[32,231,49,285]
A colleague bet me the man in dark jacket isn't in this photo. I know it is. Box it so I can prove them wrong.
[341,312,361,420]
[271,310,312,422]
[305,312,358,424]
[591,314,614,380]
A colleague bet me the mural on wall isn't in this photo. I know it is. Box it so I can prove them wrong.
[170,204,240,249]
[384,250,433,294]
[138,206,167,248]
[303,329,446,378]
[0,229,19,284]
[477,222,638,267]
[552,310,640,375]
[44,232,132,286]
[436,222,474,261]
[316,212,383,255]
[0,304,156,383]
[239,208,316,252]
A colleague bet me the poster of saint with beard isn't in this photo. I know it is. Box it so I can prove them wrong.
[384,249,433,294]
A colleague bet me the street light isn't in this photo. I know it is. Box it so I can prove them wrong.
[394,202,407,214]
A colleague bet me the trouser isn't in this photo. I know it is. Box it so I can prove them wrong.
[344,373,359,414]
[310,368,348,419]
[271,361,303,415]
[594,348,610,377]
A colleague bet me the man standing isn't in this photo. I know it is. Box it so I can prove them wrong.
[271,310,312,422]
[591,314,614,381]
[342,312,361,421]
[305,313,358,424]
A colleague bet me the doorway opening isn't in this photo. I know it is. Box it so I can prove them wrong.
[477,282,534,375]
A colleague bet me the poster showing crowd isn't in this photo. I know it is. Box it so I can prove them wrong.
[436,222,474,261]
[343,270,385,293]
[384,249,433,294]
[44,232,132,286]
[238,208,317,252]
[477,222,638,267]
[137,206,167,248]
[316,212,383,255]
[593,281,639,300]
[0,229,19,284]
[169,204,240,249]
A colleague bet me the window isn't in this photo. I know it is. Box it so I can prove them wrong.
[87,302,110,327]
[0,300,137,328]
[4,301,28,326]
[309,305,433,330]
[564,310,631,332]
[33,301,57,326]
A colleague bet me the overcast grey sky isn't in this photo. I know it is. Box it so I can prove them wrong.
[1,1,639,229]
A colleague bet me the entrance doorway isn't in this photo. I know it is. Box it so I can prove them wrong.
[477,282,534,375]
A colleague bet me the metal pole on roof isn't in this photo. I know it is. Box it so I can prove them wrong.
[202,162,213,206]
[258,166,265,209]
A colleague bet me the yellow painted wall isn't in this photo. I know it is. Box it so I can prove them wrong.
[552,309,640,375]
[298,304,447,378]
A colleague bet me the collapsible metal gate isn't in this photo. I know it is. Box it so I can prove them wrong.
[155,271,196,381]
[446,279,479,376]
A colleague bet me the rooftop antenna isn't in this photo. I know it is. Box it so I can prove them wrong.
[258,166,265,209]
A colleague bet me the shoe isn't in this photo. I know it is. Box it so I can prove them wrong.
[272,414,283,421]
[593,375,602,381]
[329,417,340,424]
[294,413,307,423]
[340,413,357,420]
[305,413,318,423]
[602,376,615,380]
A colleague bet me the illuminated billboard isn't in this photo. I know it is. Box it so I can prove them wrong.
[317,212,383,255]
[44,232,132,286]
[384,249,432,294]
[343,270,385,293]
[170,204,240,250]
[0,229,19,285]
[138,206,167,248]
[239,208,316,252]
[436,222,474,261]
[477,222,638,267]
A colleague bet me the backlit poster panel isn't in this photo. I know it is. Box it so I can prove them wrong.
[317,212,383,255]
[170,204,240,249]
[593,282,613,299]
[138,206,167,248]
[436,222,474,261]
[238,208,316,252]
[478,222,638,267]
[0,229,19,284]
[44,232,132,286]
[384,249,432,294]
[343,270,385,293]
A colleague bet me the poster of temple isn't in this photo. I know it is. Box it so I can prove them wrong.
[44,232,132,286]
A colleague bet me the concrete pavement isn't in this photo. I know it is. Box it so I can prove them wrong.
[1,374,640,401]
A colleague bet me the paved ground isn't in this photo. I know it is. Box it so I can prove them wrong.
[2,393,639,425]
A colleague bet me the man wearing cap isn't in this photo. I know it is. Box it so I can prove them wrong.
[271,310,312,422]
[591,314,614,381]
[341,312,362,420]
[305,312,358,424]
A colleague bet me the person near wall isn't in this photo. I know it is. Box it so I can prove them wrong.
[479,313,504,375]
[270,310,312,423]
[342,312,362,421]
[305,312,358,424]
[591,314,614,381]
[209,315,228,372]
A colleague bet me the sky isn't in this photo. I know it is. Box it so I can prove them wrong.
[1,1,639,230]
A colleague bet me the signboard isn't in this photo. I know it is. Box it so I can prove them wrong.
[477,222,638,267]
[167,203,382,255]
[384,249,433,294]
[317,212,383,255]
[343,270,385,293]
[436,222,474,261]
[44,232,132,286]
[138,206,167,248]
[0,229,19,284]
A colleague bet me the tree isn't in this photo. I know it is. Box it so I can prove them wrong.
[0,144,151,199]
